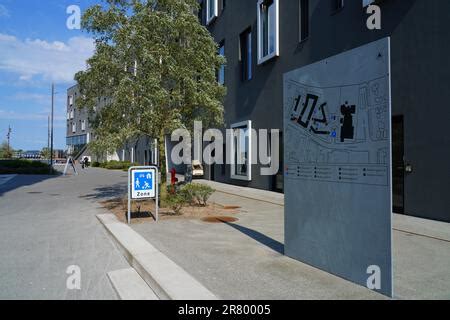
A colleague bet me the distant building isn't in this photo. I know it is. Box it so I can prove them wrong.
[51,150,66,159]
[66,85,158,165]
[66,85,92,159]
[13,149,65,160]
[15,151,41,159]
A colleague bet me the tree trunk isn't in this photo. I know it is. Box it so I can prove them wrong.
[158,133,167,185]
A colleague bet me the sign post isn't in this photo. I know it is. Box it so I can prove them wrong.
[63,156,78,176]
[128,166,159,224]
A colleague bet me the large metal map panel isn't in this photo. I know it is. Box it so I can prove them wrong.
[283,38,393,297]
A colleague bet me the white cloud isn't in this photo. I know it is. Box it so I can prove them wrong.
[0,33,15,41]
[0,33,94,83]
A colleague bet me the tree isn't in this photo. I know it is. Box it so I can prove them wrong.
[75,0,226,178]
[0,141,13,159]
[41,147,51,159]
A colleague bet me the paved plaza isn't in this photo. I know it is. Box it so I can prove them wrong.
[0,168,449,299]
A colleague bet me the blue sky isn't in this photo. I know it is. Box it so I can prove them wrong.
[0,0,98,151]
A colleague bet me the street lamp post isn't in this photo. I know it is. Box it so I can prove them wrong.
[50,83,55,171]
[6,125,11,158]
[48,115,50,157]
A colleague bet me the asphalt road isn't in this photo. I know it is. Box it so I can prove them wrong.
[0,168,129,300]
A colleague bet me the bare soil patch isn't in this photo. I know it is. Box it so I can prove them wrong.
[100,197,240,224]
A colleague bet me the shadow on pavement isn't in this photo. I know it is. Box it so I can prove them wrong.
[225,222,285,255]
[0,175,57,197]
[79,182,127,201]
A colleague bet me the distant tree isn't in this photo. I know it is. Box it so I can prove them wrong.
[75,0,226,177]
[41,147,51,159]
[0,141,13,159]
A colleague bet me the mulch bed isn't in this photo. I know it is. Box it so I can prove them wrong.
[101,197,241,224]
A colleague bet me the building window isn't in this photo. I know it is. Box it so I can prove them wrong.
[68,95,74,106]
[240,28,252,81]
[333,0,344,12]
[218,42,225,85]
[81,120,86,131]
[72,122,76,133]
[231,121,252,181]
[206,0,218,25]
[67,134,87,147]
[299,0,309,42]
[257,0,279,64]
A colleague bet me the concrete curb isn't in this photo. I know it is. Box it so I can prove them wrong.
[108,268,159,300]
[97,214,218,300]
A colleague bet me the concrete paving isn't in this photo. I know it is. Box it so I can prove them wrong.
[132,181,450,300]
[132,192,387,300]
[2,168,448,300]
[0,169,130,299]
[108,268,159,300]
[98,213,218,300]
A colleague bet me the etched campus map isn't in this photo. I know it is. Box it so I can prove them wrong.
[283,38,393,297]
[284,75,390,186]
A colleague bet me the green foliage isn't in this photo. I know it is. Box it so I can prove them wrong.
[99,160,138,170]
[165,192,186,215]
[166,184,177,196]
[167,183,215,207]
[41,147,51,159]
[0,160,51,175]
[0,141,13,159]
[75,0,226,164]
[0,160,48,168]
[182,183,214,206]
[162,182,215,214]
[92,161,101,168]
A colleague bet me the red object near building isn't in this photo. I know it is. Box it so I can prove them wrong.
[169,168,178,194]
[170,168,177,185]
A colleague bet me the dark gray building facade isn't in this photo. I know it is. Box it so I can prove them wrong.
[199,0,450,222]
